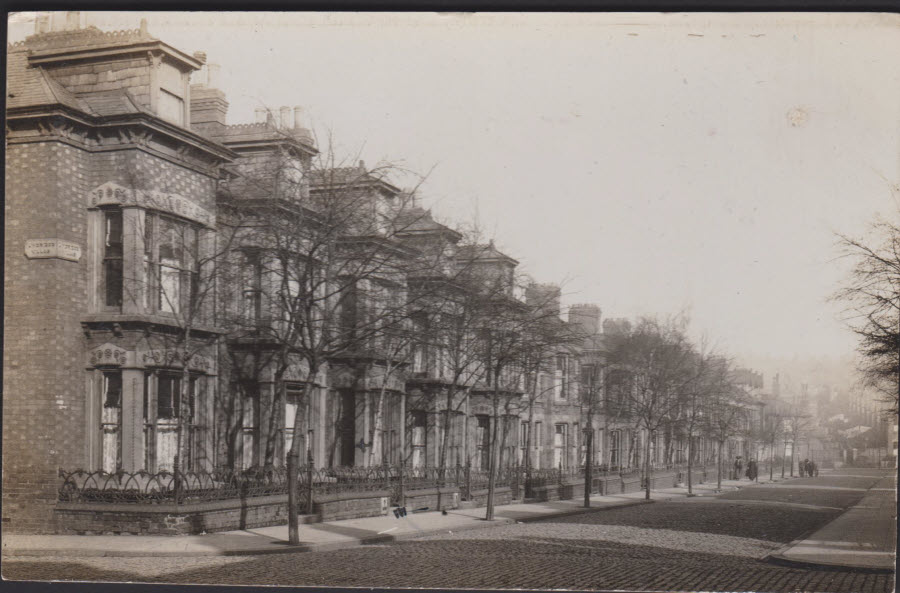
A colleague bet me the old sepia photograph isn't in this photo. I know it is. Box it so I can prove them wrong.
[2,10,897,592]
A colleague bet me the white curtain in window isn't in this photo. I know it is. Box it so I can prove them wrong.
[101,372,121,473]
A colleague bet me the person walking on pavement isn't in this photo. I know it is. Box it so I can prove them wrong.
[734,456,744,480]
[746,459,758,481]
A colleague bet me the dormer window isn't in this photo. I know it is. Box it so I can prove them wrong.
[158,62,186,126]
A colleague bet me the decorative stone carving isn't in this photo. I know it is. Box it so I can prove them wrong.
[88,343,129,367]
[140,348,214,373]
[88,182,215,227]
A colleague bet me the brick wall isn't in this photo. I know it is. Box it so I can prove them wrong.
[402,487,460,512]
[56,495,293,535]
[464,487,512,508]
[4,141,92,533]
[313,490,390,522]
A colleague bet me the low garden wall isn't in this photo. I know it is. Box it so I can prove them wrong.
[55,494,293,535]
[465,486,512,508]
[401,487,460,511]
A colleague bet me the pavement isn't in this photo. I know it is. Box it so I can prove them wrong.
[767,470,897,572]
[1,475,754,559]
[4,469,894,575]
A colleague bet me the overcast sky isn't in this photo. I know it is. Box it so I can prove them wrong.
[10,12,900,370]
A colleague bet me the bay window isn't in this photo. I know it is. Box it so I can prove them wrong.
[141,213,200,316]
[100,370,122,472]
[103,209,123,309]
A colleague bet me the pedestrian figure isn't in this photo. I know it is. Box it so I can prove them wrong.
[733,456,743,480]
[746,459,758,481]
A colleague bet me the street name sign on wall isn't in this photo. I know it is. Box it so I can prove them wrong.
[25,239,82,262]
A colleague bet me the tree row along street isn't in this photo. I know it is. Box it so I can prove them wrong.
[5,469,895,592]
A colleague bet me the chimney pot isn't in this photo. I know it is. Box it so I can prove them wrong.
[280,106,292,129]
[34,13,51,34]
[65,11,80,30]
[255,108,267,124]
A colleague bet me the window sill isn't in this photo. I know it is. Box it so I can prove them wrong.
[82,313,224,335]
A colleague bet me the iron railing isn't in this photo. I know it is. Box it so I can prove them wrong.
[58,466,296,505]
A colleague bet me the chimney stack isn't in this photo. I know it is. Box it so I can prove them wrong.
[207,63,221,88]
[34,13,51,34]
[280,106,292,129]
[255,108,267,124]
[65,11,81,30]
[293,106,304,129]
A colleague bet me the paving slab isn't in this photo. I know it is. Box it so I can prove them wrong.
[1,488,665,558]
[768,472,897,572]
[0,474,806,559]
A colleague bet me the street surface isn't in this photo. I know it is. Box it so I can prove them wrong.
[4,468,895,592]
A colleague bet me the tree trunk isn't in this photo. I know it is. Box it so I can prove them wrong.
[263,367,286,468]
[485,373,500,521]
[438,387,456,474]
[367,377,389,468]
[287,366,317,545]
[644,427,652,500]
[686,431,693,495]
[584,420,592,507]
[716,439,724,491]
[790,435,796,476]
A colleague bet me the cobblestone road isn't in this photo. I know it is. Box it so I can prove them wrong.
[4,473,895,592]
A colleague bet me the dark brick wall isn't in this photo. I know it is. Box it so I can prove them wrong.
[648,471,678,490]
[402,487,460,512]
[55,495,293,535]
[313,491,390,522]
[4,141,92,533]
[464,487,512,508]
[4,134,219,533]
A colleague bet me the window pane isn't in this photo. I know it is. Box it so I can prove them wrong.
[157,374,181,419]
[104,210,123,258]
[103,372,122,408]
[158,217,182,265]
[159,266,181,313]
[104,259,123,307]
[158,89,184,126]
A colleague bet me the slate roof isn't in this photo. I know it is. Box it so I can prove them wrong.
[395,206,462,239]
[309,166,400,194]
[6,49,87,112]
[456,242,519,265]
[79,89,147,116]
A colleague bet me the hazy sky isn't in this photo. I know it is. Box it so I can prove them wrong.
[9,12,900,368]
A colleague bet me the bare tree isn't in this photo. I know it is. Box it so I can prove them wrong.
[702,358,748,491]
[578,348,604,507]
[604,316,697,500]
[108,168,246,478]
[223,132,438,543]
[833,217,900,415]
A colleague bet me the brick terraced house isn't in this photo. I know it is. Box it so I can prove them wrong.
[5,15,727,535]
